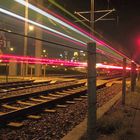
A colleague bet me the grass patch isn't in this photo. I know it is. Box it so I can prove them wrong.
[96,111,124,135]
[118,128,135,140]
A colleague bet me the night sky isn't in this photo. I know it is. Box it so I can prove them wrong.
[54,0,140,63]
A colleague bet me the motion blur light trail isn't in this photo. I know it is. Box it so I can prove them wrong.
[42,28,86,48]
[0,54,87,67]
[0,54,131,70]
[0,8,86,46]
[0,2,129,62]
[13,0,130,61]
[14,0,93,41]
[96,63,131,70]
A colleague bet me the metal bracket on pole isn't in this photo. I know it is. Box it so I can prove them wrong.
[75,9,116,23]
[87,42,97,140]
[74,11,90,22]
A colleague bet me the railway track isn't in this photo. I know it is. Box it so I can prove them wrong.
[0,80,34,89]
[0,81,86,123]
[0,80,52,93]
[0,80,78,99]
[0,77,123,125]
[0,80,84,101]
[0,79,123,139]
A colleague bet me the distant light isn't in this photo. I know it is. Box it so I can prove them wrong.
[74,52,78,56]
[7,30,12,32]
[29,25,34,31]
[83,53,86,56]
[60,54,63,57]
[43,49,46,53]
[10,47,14,51]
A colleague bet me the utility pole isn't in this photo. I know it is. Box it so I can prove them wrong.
[35,0,43,77]
[131,62,136,92]
[87,0,97,140]
[22,0,28,77]
[122,58,126,105]
[90,0,94,32]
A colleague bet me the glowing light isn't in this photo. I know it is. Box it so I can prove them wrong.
[43,49,46,53]
[44,4,131,60]
[15,0,128,60]
[1,1,131,62]
[9,47,14,51]
[14,0,93,41]
[0,8,86,46]
[74,52,78,56]
[0,54,87,67]
[0,8,128,61]
[43,29,86,47]
[0,54,132,70]
[28,25,34,31]
[96,63,131,70]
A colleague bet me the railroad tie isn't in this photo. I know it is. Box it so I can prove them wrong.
[40,96,56,100]
[39,95,50,99]
[62,90,75,94]
[66,101,75,104]
[2,104,22,110]
[62,90,71,93]
[49,94,62,97]
[80,95,87,98]
[56,92,68,95]
[56,104,67,108]
[67,89,73,91]
[7,122,23,128]
[29,98,46,102]
[17,101,35,106]
[44,109,56,113]
[0,112,5,115]
[27,115,41,119]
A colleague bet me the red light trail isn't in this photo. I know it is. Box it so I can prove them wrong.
[0,54,131,70]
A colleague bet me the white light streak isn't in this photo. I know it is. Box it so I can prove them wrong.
[0,8,86,46]
[14,0,93,41]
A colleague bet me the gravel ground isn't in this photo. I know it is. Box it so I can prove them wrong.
[0,84,122,140]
